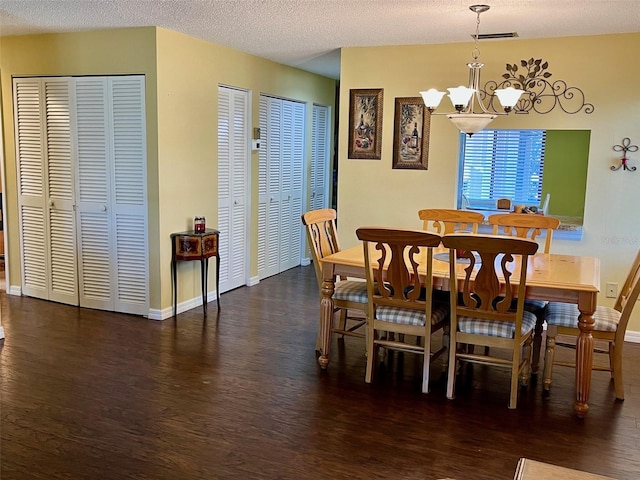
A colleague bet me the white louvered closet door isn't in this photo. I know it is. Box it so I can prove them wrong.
[14,75,148,314]
[75,76,148,315]
[109,77,148,314]
[258,96,281,279]
[14,77,79,305]
[217,85,249,293]
[257,95,305,279]
[74,77,112,310]
[311,104,330,211]
[279,101,304,271]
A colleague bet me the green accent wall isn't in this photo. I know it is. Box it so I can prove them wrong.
[542,130,590,219]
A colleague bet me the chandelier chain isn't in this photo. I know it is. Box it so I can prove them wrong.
[472,9,481,60]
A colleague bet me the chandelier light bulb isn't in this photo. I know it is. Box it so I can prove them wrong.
[447,86,475,110]
[495,86,525,111]
[420,89,446,111]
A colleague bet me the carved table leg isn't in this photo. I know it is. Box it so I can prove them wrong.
[318,278,336,369]
[575,292,597,418]
[531,315,544,374]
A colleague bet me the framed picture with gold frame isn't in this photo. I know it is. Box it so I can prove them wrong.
[348,88,383,160]
[392,97,430,170]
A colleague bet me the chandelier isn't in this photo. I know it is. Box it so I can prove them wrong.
[420,4,524,136]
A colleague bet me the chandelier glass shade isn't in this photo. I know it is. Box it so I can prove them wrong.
[420,5,524,135]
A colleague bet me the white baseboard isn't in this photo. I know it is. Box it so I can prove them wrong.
[0,326,5,340]
[8,285,21,296]
[247,275,259,286]
[146,308,165,321]
[301,257,311,266]
[152,289,223,320]
[625,330,640,343]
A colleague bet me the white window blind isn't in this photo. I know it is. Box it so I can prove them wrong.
[459,129,546,209]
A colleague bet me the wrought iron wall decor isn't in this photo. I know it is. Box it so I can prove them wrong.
[482,58,594,115]
[611,138,638,172]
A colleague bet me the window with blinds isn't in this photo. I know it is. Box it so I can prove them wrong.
[458,129,546,210]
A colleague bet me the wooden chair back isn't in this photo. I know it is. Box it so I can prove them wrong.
[442,234,539,325]
[613,248,640,344]
[418,208,485,234]
[301,208,340,287]
[488,213,560,253]
[356,227,445,393]
[356,227,442,313]
[442,233,539,408]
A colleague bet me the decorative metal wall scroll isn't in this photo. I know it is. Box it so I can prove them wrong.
[482,58,594,115]
[611,138,638,172]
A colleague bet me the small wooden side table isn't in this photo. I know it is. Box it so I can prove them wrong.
[171,229,221,317]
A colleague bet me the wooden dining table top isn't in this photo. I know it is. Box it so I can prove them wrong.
[322,243,601,297]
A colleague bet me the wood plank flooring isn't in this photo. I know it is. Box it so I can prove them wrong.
[1,265,639,479]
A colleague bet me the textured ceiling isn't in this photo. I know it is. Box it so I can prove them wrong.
[1,0,639,79]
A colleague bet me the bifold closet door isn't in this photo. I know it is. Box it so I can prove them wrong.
[14,77,79,305]
[310,104,330,211]
[13,76,148,315]
[257,95,304,280]
[75,76,148,315]
[218,85,249,293]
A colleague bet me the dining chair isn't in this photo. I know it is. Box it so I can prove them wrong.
[418,208,485,235]
[442,233,539,409]
[488,212,561,370]
[487,213,560,254]
[542,248,640,399]
[355,227,449,393]
[302,209,368,347]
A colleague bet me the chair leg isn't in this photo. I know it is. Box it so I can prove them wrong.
[422,330,432,394]
[519,336,532,387]
[365,328,377,384]
[611,341,625,400]
[509,345,521,409]
[543,328,557,392]
[446,339,458,400]
[363,316,369,358]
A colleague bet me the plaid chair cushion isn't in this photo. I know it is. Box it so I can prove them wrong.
[458,310,537,338]
[376,301,449,326]
[524,299,547,313]
[544,302,620,332]
[333,280,368,303]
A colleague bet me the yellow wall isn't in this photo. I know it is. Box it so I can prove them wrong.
[154,27,336,312]
[0,27,336,315]
[338,33,640,332]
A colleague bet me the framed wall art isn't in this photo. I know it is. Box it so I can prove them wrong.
[348,88,383,160]
[392,97,430,170]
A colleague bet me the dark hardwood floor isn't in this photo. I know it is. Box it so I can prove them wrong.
[1,265,639,479]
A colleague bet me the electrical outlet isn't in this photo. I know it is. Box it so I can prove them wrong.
[606,282,618,298]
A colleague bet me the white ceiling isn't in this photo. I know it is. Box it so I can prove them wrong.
[1,0,639,79]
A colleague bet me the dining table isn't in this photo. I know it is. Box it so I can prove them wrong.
[318,243,601,418]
